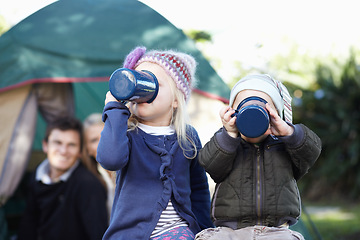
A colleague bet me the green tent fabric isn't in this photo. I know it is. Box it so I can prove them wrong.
[0,0,230,100]
[0,0,230,205]
[0,0,230,149]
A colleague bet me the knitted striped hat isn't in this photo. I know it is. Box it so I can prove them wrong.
[229,74,293,123]
[123,46,197,102]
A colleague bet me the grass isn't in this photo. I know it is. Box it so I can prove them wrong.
[299,202,360,240]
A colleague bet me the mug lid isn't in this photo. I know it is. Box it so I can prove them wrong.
[236,96,267,111]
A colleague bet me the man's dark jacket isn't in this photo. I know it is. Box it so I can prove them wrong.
[17,162,108,240]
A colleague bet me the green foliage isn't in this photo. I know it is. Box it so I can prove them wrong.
[294,51,360,200]
[301,203,360,240]
[0,15,10,36]
[184,30,212,43]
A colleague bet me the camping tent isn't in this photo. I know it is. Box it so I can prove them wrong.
[0,0,230,206]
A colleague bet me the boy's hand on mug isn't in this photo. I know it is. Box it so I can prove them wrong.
[220,106,238,138]
[105,91,118,105]
[266,103,294,136]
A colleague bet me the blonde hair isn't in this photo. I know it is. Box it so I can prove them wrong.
[128,78,197,159]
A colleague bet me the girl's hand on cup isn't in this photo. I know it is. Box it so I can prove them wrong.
[105,91,118,105]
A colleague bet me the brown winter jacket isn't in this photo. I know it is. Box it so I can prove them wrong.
[199,124,322,229]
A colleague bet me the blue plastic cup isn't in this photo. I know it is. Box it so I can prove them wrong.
[109,68,159,103]
[232,96,269,138]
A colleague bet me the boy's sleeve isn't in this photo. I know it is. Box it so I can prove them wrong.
[279,123,322,180]
[198,128,240,183]
[189,129,214,229]
[190,157,214,229]
[96,101,131,171]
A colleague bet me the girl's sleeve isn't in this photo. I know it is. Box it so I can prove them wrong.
[189,128,214,229]
[96,101,131,171]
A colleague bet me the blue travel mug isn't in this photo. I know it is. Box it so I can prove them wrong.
[109,68,159,103]
[232,96,270,138]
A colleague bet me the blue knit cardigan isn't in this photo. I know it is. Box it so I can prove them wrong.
[97,102,213,240]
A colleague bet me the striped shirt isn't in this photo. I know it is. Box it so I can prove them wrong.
[151,200,188,237]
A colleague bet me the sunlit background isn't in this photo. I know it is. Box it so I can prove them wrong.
[1,0,359,87]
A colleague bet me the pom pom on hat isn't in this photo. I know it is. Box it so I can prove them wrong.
[123,46,197,102]
[123,46,146,69]
[229,74,293,123]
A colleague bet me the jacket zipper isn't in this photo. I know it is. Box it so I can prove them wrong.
[266,142,283,150]
[255,145,262,225]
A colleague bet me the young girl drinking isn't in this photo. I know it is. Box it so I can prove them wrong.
[97,46,213,240]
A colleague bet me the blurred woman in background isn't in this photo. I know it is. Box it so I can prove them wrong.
[83,113,115,220]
